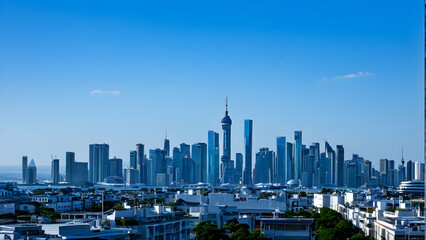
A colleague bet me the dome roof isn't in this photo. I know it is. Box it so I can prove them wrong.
[221,115,232,125]
[286,179,298,186]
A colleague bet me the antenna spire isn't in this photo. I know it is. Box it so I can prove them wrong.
[401,147,405,165]
[225,97,228,114]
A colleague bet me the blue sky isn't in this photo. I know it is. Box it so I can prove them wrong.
[0,0,423,170]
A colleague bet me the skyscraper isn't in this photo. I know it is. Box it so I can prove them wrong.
[172,147,183,182]
[208,131,220,185]
[136,143,145,184]
[221,98,234,184]
[235,153,243,183]
[294,131,302,180]
[276,137,286,185]
[150,148,167,186]
[310,143,320,187]
[130,150,137,169]
[164,138,170,157]
[89,143,109,183]
[192,143,207,183]
[109,157,123,177]
[325,142,336,185]
[336,145,344,187]
[22,156,28,183]
[286,142,294,181]
[243,119,253,185]
[182,155,195,184]
[253,148,275,184]
[66,152,75,183]
[51,158,59,184]
[25,159,37,184]
[180,143,190,158]
[73,162,88,182]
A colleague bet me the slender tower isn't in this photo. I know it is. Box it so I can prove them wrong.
[221,97,233,184]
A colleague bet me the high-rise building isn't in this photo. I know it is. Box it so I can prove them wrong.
[180,143,190,158]
[406,160,414,181]
[182,156,195,184]
[310,143,320,187]
[65,152,75,183]
[192,143,207,183]
[286,142,294,181]
[276,137,286,185]
[125,168,139,185]
[253,148,275,184]
[150,149,167,186]
[130,150,137,169]
[294,131,302,180]
[89,143,109,183]
[109,157,123,177]
[73,162,88,182]
[336,145,344,187]
[22,156,28,183]
[172,147,183,182]
[415,162,425,181]
[243,119,253,185]
[136,143,145,184]
[325,142,335,185]
[164,138,170,157]
[221,98,234,184]
[25,159,37,185]
[51,158,59,184]
[208,131,220,185]
[235,153,243,183]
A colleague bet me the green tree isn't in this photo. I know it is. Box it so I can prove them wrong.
[350,233,370,240]
[249,229,266,239]
[193,221,229,240]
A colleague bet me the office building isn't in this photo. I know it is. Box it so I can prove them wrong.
[180,143,190,158]
[51,158,59,184]
[130,150,137,169]
[192,143,207,183]
[72,162,88,182]
[109,157,123,178]
[172,147,182,183]
[325,142,335,185]
[415,162,425,181]
[65,152,75,183]
[253,148,275,184]
[310,143,320,187]
[235,153,243,183]
[221,99,234,184]
[164,138,170,157]
[125,168,139,185]
[182,156,195,184]
[286,142,294,181]
[150,149,167,186]
[208,131,220,185]
[22,156,28,183]
[136,143,145,184]
[294,131,302,180]
[24,159,37,184]
[276,137,286,185]
[336,145,344,187]
[243,119,253,185]
[89,143,109,183]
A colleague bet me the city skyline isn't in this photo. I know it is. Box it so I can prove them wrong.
[0,1,423,168]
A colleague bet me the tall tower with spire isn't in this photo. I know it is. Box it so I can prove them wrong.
[221,97,234,184]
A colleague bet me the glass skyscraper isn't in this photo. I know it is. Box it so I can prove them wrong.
[136,143,145,184]
[276,137,286,185]
[51,158,59,184]
[294,131,302,180]
[336,145,344,187]
[65,152,75,183]
[192,142,207,183]
[89,143,109,183]
[243,119,253,185]
[208,131,219,185]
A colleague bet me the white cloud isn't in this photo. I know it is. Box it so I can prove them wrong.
[90,90,120,95]
[319,72,375,84]
[333,71,375,79]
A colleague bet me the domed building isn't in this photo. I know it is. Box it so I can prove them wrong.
[286,179,299,188]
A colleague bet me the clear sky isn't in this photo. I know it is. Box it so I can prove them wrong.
[0,0,423,171]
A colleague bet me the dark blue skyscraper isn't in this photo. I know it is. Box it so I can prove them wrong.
[130,150,137,169]
[276,137,286,185]
[235,153,243,183]
[294,131,302,180]
[22,156,28,183]
[65,152,75,183]
[51,158,59,184]
[109,157,123,178]
[254,148,275,184]
[336,145,344,187]
[164,138,170,157]
[286,142,294,181]
[208,131,220,185]
[89,144,109,183]
[221,98,233,184]
[325,142,335,185]
[243,119,253,185]
[172,147,182,183]
[136,144,145,184]
[192,142,207,183]
[180,143,190,158]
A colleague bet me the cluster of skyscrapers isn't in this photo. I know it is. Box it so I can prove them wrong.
[21,101,425,188]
